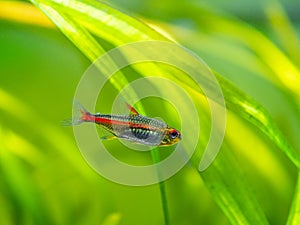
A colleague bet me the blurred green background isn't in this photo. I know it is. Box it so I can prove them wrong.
[1,0,300,225]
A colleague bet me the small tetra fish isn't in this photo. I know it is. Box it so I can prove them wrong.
[65,101,181,146]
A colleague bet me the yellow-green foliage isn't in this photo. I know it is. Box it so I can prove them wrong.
[0,0,300,225]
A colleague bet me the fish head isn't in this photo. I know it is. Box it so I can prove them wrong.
[160,127,181,146]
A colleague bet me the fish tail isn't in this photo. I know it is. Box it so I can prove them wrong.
[61,100,94,126]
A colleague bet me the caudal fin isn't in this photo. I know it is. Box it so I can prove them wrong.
[61,100,91,126]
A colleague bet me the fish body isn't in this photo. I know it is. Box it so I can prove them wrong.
[70,102,181,146]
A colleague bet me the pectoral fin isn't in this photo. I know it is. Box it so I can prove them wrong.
[100,135,117,141]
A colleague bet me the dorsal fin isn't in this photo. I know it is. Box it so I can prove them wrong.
[125,102,139,115]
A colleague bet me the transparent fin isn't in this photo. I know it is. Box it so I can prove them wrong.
[100,135,117,141]
[61,100,90,126]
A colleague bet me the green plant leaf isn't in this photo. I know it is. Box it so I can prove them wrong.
[101,213,121,225]
[0,88,92,179]
[32,0,299,169]
[263,0,300,64]
[27,0,299,224]
[199,144,270,225]
[0,128,52,225]
[214,72,300,169]
[287,173,300,225]
[193,5,300,107]
[29,1,170,223]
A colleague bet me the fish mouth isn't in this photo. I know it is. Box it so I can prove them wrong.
[159,133,181,146]
[159,140,180,146]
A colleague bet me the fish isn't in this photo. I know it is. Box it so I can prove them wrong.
[65,101,181,146]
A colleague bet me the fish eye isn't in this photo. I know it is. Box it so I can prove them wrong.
[169,130,178,139]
